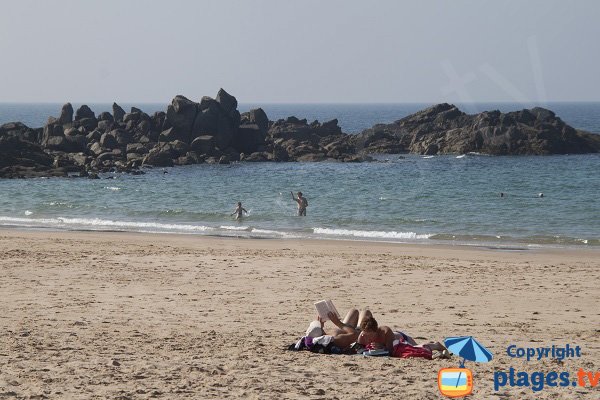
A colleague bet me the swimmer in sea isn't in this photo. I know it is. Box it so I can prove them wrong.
[230,202,248,220]
[291,191,308,216]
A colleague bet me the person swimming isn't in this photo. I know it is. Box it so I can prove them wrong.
[291,191,308,216]
[230,202,248,220]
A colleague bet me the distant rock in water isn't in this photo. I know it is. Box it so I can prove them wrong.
[1,94,599,178]
[354,103,600,155]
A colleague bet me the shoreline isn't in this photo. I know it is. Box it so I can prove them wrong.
[1,224,599,252]
[2,227,599,260]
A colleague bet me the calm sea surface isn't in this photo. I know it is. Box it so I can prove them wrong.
[1,102,599,247]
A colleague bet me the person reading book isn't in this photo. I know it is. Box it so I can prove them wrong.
[305,308,372,350]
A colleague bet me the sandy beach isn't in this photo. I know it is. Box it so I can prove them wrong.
[0,229,598,399]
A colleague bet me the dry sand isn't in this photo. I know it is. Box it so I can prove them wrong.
[0,229,598,399]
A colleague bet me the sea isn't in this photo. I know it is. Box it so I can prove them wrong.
[1,102,599,248]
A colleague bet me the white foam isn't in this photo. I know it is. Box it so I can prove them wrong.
[456,154,466,158]
[0,216,213,233]
[220,225,250,231]
[251,228,286,235]
[313,227,432,240]
[24,210,33,216]
[104,186,121,191]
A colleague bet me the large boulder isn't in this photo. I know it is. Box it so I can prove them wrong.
[268,118,344,143]
[98,111,114,122]
[58,103,74,125]
[190,135,216,155]
[142,143,176,167]
[75,105,95,121]
[0,136,60,178]
[215,88,237,113]
[241,108,269,134]
[215,113,236,149]
[190,99,219,139]
[233,124,266,154]
[0,122,39,143]
[166,95,198,143]
[43,135,86,153]
[113,103,126,122]
[100,132,118,149]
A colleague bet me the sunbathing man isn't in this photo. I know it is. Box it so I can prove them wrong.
[357,315,450,359]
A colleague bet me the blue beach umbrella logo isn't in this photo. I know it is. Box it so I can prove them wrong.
[438,336,493,398]
[445,336,493,367]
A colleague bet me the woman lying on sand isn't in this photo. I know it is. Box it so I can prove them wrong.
[304,309,450,358]
[357,314,450,359]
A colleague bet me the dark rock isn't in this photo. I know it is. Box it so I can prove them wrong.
[77,117,98,131]
[75,105,95,121]
[166,95,198,143]
[241,151,270,162]
[190,135,216,154]
[143,143,176,167]
[215,88,237,113]
[233,124,266,154]
[100,132,118,149]
[354,103,600,155]
[296,153,327,162]
[269,118,343,143]
[97,120,114,132]
[98,111,113,122]
[215,113,236,149]
[272,144,289,161]
[0,122,39,143]
[123,112,140,123]
[241,108,269,134]
[185,151,205,164]
[113,129,133,145]
[126,143,148,154]
[0,136,56,178]
[159,127,180,142]
[170,140,189,157]
[191,106,219,140]
[58,103,74,124]
[136,120,151,136]
[113,103,126,122]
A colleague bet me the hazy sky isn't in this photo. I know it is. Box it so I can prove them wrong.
[1,0,598,103]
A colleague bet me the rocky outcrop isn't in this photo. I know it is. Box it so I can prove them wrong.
[354,104,600,155]
[0,135,63,178]
[1,93,599,178]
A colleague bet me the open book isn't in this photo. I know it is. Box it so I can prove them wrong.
[314,299,339,321]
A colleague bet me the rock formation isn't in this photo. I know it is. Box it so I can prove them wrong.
[1,92,599,178]
[354,103,600,155]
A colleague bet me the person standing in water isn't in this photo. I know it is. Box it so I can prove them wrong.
[230,202,248,220]
[291,191,308,216]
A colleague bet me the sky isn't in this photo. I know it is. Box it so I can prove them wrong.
[0,0,598,104]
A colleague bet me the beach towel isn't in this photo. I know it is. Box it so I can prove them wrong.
[392,342,433,359]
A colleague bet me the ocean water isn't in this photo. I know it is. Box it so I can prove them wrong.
[1,103,599,247]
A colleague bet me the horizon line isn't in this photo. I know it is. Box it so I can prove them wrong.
[2,100,600,105]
